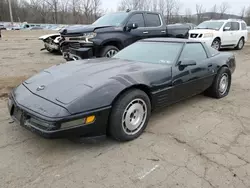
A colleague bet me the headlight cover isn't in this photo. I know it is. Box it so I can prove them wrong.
[65,32,97,43]
[203,33,214,38]
[83,32,97,39]
[60,115,96,129]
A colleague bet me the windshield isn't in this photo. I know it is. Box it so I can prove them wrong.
[196,21,224,30]
[113,42,183,65]
[92,12,128,26]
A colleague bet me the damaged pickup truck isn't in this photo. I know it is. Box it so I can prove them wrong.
[59,10,192,61]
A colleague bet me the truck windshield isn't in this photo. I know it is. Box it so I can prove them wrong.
[92,12,128,26]
[113,41,183,65]
[196,21,224,30]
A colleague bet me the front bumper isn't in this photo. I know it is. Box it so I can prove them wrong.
[44,41,60,51]
[66,47,94,61]
[8,93,111,139]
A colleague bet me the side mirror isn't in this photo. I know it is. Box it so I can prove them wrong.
[126,23,138,30]
[179,59,197,67]
[223,26,230,31]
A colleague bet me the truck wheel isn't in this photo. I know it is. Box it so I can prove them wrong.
[100,45,119,58]
[235,38,244,50]
[109,89,151,142]
[205,67,231,99]
[211,38,221,50]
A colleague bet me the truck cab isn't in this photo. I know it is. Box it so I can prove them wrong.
[60,10,169,61]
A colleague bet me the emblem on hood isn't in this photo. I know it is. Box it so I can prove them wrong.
[37,85,46,91]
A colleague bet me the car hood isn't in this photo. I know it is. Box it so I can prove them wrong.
[22,58,171,113]
[60,24,114,35]
[38,33,60,40]
[189,29,218,34]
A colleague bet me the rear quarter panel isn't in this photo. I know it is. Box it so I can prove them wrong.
[213,52,236,74]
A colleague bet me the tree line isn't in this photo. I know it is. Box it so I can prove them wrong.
[1,0,250,25]
[0,0,102,24]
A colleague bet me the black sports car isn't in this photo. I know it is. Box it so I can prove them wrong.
[8,38,236,141]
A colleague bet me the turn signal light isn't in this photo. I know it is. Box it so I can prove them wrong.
[85,115,95,124]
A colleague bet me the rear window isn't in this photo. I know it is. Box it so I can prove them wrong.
[145,13,161,27]
[241,22,247,30]
[208,45,220,56]
[231,22,239,31]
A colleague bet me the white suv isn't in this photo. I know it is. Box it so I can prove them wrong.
[188,19,248,50]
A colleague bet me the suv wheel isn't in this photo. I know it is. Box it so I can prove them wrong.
[211,38,221,50]
[100,45,119,58]
[235,38,244,50]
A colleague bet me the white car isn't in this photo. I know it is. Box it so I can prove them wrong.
[188,19,248,50]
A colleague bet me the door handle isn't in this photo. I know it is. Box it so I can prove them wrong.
[143,31,148,34]
[208,64,212,67]
[161,30,166,33]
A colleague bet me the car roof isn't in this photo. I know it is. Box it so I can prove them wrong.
[141,37,202,43]
[204,19,246,23]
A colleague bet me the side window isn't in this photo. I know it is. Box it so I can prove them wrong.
[231,22,239,31]
[241,22,247,30]
[145,13,161,27]
[223,22,232,31]
[127,14,145,27]
[180,43,207,62]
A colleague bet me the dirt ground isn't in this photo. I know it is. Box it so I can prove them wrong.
[1,30,250,188]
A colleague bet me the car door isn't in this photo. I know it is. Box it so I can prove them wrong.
[231,22,241,44]
[123,13,148,47]
[143,13,166,37]
[171,42,214,101]
[221,22,234,45]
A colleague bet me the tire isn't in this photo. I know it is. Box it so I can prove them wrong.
[205,67,231,99]
[100,45,119,58]
[109,89,151,142]
[235,37,244,50]
[211,38,221,50]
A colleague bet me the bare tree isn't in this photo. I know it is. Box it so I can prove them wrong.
[219,2,230,18]
[184,8,192,22]
[210,4,217,19]
[196,4,206,24]
[246,6,250,25]
[92,0,101,20]
[60,0,70,23]
[158,0,166,15]
[118,0,145,11]
[45,0,60,23]
[81,0,94,24]
[152,0,158,12]
[240,6,246,19]
[165,0,176,24]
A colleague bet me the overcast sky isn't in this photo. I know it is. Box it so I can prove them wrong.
[101,0,249,15]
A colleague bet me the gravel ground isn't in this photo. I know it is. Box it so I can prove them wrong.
[1,30,250,188]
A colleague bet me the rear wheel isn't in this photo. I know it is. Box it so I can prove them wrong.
[211,38,221,50]
[100,45,119,58]
[235,38,244,50]
[109,89,151,142]
[205,67,231,98]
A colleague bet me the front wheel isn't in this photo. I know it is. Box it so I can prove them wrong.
[205,67,231,98]
[109,89,151,142]
[211,38,221,50]
[100,45,119,58]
